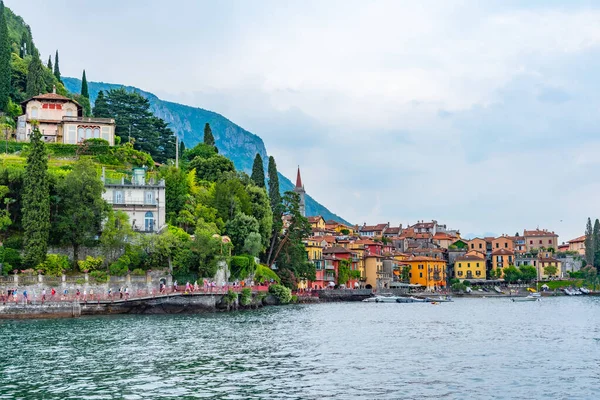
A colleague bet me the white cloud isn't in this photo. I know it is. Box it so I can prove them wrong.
[9,0,600,241]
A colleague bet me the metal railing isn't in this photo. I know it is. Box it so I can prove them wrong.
[62,116,114,124]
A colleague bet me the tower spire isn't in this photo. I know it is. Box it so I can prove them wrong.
[296,165,303,188]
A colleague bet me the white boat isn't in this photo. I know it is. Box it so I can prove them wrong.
[511,293,542,302]
[580,287,590,294]
[511,293,541,302]
[362,295,426,303]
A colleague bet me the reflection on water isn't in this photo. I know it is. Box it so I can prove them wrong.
[0,297,599,399]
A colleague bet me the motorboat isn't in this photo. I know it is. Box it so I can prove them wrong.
[362,295,427,303]
[511,293,541,302]
[580,287,590,294]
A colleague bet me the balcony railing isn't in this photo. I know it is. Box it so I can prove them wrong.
[106,199,157,206]
[62,116,115,124]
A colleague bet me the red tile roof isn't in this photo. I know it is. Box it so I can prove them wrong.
[491,248,514,256]
[524,229,558,237]
[568,235,585,244]
[455,254,485,262]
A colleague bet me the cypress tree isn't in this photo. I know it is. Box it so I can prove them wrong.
[179,140,186,154]
[22,127,50,268]
[266,156,282,264]
[251,153,265,188]
[19,31,27,58]
[26,54,45,97]
[47,55,52,70]
[594,219,600,264]
[203,122,216,150]
[81,69,89,98]
[92,90,110,118]
[0,1,10,112]
[53,50,61,82]
[585,218,594,266]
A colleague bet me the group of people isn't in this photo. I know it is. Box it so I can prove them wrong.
[1,286,133,304]
[157,278,277,295]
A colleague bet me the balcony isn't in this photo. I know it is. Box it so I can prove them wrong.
[62,116,115,124]
[325,263,335,270]
[324,274,335,281]
[106,199,157,206]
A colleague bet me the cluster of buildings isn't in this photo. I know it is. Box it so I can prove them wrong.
[293,168,584,291]
[15,89,166,233]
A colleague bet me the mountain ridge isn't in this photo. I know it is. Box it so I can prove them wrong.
[62,77,351,226]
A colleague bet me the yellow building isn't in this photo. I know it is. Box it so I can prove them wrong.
[307,216,326,230]
[405,256,447,290]
[454,254,486,280]
[303,238,323,261]
[491,248,514,276]
[538,257,562,280]
[364,255,383,289]
[567,236,585,256]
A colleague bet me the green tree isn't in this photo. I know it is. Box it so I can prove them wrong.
[100,210,133,264]
[266,156,282,264]
[73,94,91,117]
[184,142,216,162]
[103,88,158,153]
[190,154,235,182]
[271,191,313,287]
[153,117,176,164]
[585,217,594,266]
[26,53,45,98]
[55,159,107,267]
[19,31,27,58]
[243,232,263,257]
[225,212,260,254]
[163,166,189,222]
[247,185,273,251]
[594,219,600,266]
[212,177,251,223]
[519,265,537,282]
[502,265,522,283]
[250,153,265,188]
[81,69,89,98]
[543,265,558,277]
[338,259,351,287]
[92,90,110,118]
[203,122,216,150]
[0,1,10,112]
[53,50,61,82]
[46,55,52,70]
[22,127,50,267]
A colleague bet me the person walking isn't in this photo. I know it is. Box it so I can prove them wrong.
[89,288,94,301]
[124,286,129,300]
[83,289,87,302]
[108,287,112,301]
[42,288,46,304]
[51,288,56,299]
[23,290,28,305]
[119,287,123,299]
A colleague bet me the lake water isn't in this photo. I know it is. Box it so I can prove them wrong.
[0,297,599,399]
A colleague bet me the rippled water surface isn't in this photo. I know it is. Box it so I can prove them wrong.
[1,297,599,399]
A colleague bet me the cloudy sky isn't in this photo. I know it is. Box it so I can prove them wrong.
[11,0,600,241]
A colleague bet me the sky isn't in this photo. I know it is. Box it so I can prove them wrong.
[10,0,600,241]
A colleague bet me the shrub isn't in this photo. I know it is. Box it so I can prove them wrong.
[78,256,104,272]
[230,255,255,280]
[109,255,130,276]
[254,264,280,284]
[223,289,238,305]
[131,268,145,276]
[39,254,69,276]
[90,270,109,283]
[3,236,23,250]
[452,282,467,292]
[240,288,252,306]
[291,295,298,303]
[268,284,292,304]
[0,246,22,269]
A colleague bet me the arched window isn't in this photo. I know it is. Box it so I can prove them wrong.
[86,128,92,139]
[145,211,154,232]
[93,127,100,138]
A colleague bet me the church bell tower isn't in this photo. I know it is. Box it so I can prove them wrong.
[294,166,306,217]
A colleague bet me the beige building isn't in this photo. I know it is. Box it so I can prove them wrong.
[102,168,166,233]
[364,255,383,289]
[524,229,558,252]
[467,238,487,253]
[491,236,514,252]
[567,236,585,255]
[16,90,115,145]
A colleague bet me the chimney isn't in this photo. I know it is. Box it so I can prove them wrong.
[52,85,56,94]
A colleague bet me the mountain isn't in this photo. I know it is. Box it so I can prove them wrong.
[63,78,351,226]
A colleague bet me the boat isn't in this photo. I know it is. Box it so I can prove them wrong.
[511,293,541,302]
[580,287,590,294]
[422,296,453,303]
[362,295,427,303]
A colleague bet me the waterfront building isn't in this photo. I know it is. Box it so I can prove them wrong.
[566,235,585,255]
[537,256,562,280]
[523,229,559,251]
[102,168,166,233]
[405,256,447,290]
[364,255,383,289]
[454,254,486,280]
[467,238,487,254]
[491,235,514,251]
[293,167,306,217]
[16,89,116,145]
[491,248,514,275]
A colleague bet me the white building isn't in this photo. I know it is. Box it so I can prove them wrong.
[102,168,166,233]
[16,88,116,145]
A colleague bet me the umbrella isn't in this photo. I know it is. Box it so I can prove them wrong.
[328,281,335,287]
[541,284,549,289]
